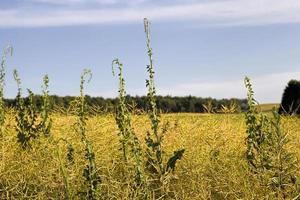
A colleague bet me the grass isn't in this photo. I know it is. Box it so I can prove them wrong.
[1,112,299,199]
[255,103,280,112]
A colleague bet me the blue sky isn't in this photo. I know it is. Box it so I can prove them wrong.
[0,0,300,103]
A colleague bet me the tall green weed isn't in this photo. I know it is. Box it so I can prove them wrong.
[244,77,298,198]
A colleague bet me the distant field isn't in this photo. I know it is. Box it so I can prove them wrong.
[1,113,299,199]
[255,103,279,112]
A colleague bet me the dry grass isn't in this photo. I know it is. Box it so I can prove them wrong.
[1,112,299,199]
[255,103,280,112]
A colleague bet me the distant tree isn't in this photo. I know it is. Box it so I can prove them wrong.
[279,79,300,115]
[5,95,248,113]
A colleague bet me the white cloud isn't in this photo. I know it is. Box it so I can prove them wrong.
[28,0,146,6]
[30,0,86,5]
[157,71,300,103]
[1,0,300,27]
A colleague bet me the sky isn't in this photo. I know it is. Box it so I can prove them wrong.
[0,0,300,103]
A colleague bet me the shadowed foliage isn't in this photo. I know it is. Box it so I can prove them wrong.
[279,79,300,115]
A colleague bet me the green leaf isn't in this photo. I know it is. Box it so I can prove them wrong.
[166,149,185,172]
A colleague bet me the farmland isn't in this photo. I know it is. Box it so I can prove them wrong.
[1,19,300,200]
[1,112,299,199]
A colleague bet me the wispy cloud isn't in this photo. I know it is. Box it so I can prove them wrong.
[29,0,86,5]
[156,71,300,103]
[1,0,300,28]
[27,0,147,6]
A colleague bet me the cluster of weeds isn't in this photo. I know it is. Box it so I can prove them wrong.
[13,70,52,149]
[14,70,39,148]
[111,19,185,199]
[244,77,299,198]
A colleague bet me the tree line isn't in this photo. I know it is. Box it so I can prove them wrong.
[3,79,299,115]
[4,95,248,113]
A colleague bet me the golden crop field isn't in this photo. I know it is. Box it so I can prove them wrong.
[1,112,300,199]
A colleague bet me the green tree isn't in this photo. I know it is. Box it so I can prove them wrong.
[279,80,300,115]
